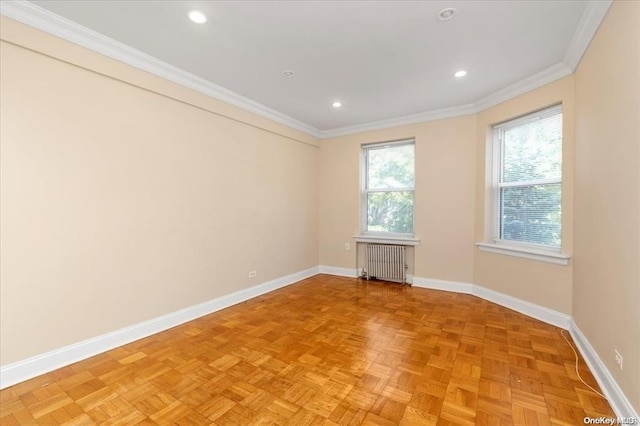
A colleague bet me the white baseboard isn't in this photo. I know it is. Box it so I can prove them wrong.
[0,266,319,390]
[318,265,358,278]
[412,277,474,294]
[569,320,639,419]
[324,268,636,416]
[472,285,571,329]
[411,276,571,329]
[4,266,636,419]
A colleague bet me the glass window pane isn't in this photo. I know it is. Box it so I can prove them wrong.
[500,184,561,247]
[367,191,414,233]
[501,113,562,182]
[367,144,414,189]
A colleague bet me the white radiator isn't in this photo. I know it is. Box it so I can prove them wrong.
[365,244,407,284]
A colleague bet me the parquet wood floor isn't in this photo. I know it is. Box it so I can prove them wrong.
[1,275,614,425]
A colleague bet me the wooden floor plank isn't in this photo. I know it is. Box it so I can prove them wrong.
[0,275,614,424]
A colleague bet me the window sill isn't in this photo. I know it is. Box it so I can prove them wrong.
[476,242,570,265]
[354,235,420,246]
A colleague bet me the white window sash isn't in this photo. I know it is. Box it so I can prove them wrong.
[494,104,563,132]
[490,105,563,250]
[365,187,415,193]
[360,139,415,236]
[498,178,561,189]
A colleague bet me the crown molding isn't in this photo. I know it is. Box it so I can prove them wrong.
[321,59,574,138]
[312,0,612,138]
[472,62,573,112]
[1,0,611,140]
[320,103,478,138]
[564,0,613,71]
[471,0,614,115]
[0,0,323,138]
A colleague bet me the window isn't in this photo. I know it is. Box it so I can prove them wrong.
[361,140,415,235]
[492,105,563,248]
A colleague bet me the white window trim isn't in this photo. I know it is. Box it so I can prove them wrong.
[354,235,420,246]
[359,138,416,238]
[481,104,570,265]
[476,242,569,265]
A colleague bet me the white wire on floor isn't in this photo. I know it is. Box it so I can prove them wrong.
[560,329,606,399]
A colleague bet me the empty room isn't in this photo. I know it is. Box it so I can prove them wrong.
[0,0,638,424]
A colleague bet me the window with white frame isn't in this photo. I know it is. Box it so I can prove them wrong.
[492,105,563,248]
[362,140,415,235]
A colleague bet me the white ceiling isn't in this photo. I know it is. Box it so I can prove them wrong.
[4,1,611,137]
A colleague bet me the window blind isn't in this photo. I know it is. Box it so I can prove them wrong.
[494,105,562,247]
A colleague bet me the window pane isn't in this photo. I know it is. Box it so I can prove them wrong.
[367,144,414,189]
[367,191,414,233]
[502,113,562,182]
[500,184,561,247]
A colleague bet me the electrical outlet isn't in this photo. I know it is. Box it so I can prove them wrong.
[345,243,350,250]
[248,271,257,278]
[614,350,623,370]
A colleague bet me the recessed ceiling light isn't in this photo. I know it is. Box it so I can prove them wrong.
[188,10,207,24]
[332,101,342,108]
[438,8,457,21]
[282,70,294,78]
[454,70,468,78]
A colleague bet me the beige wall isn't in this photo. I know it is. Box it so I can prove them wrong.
[0,19,319,364]
[319,115,477,284]
[319,76,576,317]
[574,0,640,412]
[2,2,639,412]
[473,77,575,314]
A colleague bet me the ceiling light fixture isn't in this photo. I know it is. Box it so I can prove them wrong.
[438,8,457,21]
[282,70,294,78]
[332,101,342,108]
[454,70,468,78]
[188,10,207,24]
